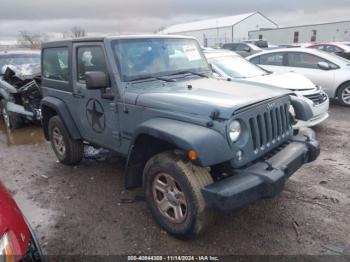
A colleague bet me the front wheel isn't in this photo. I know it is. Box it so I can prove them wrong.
[338,84,350,106]
[48,116,83,165]
[143,150,215,238]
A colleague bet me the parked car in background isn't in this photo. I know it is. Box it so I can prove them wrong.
[222,42,262,57]
[243,39,268,48]
[247,48,350,106]
[0,50,42,129]
[0,181,44,261]
[205,49,329,128]
[308,42,350,60]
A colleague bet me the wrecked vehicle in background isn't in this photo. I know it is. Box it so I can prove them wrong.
[0,50,42,129]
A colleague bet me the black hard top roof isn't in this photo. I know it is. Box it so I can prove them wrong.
[42,35,195,48]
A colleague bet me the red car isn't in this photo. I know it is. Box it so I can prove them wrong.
[308,42,350,60]
[0,182,44,261]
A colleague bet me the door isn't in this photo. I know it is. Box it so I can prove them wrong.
[72,43,121,150]
[284,52,335,93]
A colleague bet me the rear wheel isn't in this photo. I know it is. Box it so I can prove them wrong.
[48,115,83,165]
[338,84,350,106]
[0,100,23,129]
[143,150,215,238]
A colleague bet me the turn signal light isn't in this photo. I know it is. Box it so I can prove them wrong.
[187,150,197,161]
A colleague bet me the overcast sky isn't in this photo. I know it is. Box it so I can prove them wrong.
[1,0,350,43]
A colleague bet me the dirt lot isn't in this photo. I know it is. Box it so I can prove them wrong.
[0,103,349,256]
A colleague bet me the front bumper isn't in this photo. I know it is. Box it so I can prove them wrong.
[293,98,329,129]
[202,127,320,211]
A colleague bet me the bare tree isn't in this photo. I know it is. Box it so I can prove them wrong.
[17,31,47,49]
[62,26,87,39]
[62,31,71,39]
[154,26,166,34]
[70,26,86,38]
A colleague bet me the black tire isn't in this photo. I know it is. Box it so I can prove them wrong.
[337,83,350,106]
[0,100,23,129]
[48,115,83,165]
[143,150,215,238]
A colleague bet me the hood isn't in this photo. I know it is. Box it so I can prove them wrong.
[248,72,316,91]
[134,77,290,119]
[0,182,30,257]
[1,63,41,81]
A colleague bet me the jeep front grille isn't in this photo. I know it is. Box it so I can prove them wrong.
[230,96,293,168]
[248,104,291,153]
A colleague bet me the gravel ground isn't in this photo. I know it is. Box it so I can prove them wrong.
[0,103,349,256]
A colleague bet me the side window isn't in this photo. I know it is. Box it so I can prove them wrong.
[310,30,317,42]
[77,46,107,81]
[249,56,260,64]
[223,44,233,50]
[43,47,69,81]
[259,53,284,66]
[231,44,239,51]
[293,32,299,43]
[287,52,326,69]
[235,44,250,52]
[315,45,325,51]
[326,45,342,53]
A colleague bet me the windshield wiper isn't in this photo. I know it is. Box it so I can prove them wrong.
[129,76,175,82]
[169,70,208,78]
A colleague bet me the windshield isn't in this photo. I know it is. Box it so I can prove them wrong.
[0,53,40,68]
[210,55,267,78]
[112,38,210,81]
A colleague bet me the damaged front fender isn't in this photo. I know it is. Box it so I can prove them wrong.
[0,79,18,95]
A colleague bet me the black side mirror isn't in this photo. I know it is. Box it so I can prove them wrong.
[290,96,313,121]
[243,47,251,52]
[85,71,108,90]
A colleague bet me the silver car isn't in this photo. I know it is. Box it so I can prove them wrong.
[205,49,329,128]
[247,48,350,106]
[222,43,262,57]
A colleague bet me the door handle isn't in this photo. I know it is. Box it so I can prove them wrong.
[72,93,84,98]
[101,88,114,100]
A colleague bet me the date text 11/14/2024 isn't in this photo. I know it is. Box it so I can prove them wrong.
[127,255,220,261]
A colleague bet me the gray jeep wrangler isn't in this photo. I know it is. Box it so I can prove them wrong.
[40,35,320,238]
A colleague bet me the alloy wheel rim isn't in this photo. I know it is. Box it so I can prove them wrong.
[52,127,66,156]
[342,87,350,105]
[2,107,10,128]
[152,173,188,224]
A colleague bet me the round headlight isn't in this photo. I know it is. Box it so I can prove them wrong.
[228,120,241,142]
